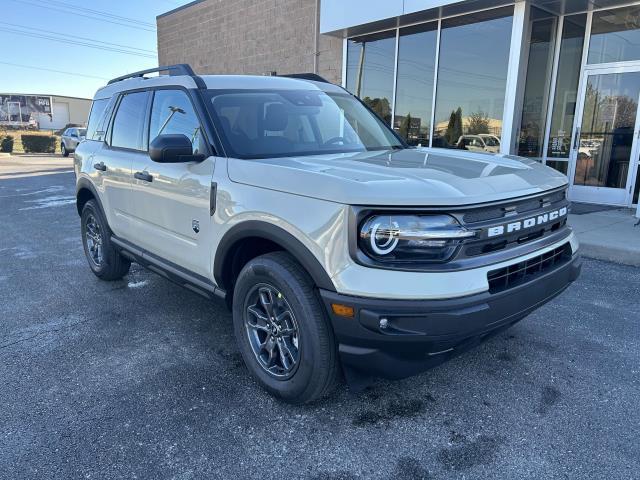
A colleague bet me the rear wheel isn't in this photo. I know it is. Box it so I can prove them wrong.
[81,200,130,280]
[232,252,339,404]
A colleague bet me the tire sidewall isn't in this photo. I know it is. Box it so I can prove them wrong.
[80,200,113,276]
[232,256,329,402]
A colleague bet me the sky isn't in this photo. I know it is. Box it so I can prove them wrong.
[0,0,188,99]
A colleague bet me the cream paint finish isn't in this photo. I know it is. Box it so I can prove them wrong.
[127,156,217,277]
[78,73,579,301]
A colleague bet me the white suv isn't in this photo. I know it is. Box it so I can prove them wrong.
[74,65,581,404]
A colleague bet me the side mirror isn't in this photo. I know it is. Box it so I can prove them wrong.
[149,134,203,163]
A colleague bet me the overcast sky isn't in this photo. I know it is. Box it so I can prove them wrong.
[0,0,187,99]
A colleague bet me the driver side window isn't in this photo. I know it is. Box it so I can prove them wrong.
[149,89,205,155]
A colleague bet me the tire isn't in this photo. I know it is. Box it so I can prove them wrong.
[81,200,130,281]
[232,252,339,404]
[61,143,69,157]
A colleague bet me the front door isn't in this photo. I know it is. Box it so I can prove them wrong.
[568,67,640,206]
[128,88,216,278]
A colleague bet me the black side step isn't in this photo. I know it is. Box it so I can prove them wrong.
[111,236,226,301]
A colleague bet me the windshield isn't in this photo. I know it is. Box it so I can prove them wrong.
[481,136,498,146]
[207,90,405,159]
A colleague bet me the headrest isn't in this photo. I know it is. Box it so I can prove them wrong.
[264,103,288,131]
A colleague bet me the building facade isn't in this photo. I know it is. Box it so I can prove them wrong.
[0,94,91,130]
[157,0,640,215]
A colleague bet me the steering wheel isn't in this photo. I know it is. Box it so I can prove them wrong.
[323,136,348,146]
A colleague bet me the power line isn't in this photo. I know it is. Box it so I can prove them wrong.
[10,0,156,32]
[0,27,157,58]
[0,21,157,54]
[40,0,156,27]
[0,60,110,80]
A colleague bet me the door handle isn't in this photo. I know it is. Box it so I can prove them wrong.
[93,161,107,172]
[134,171,153,182]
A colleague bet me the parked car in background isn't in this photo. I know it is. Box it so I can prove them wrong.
[61,127,86,157]
[457,134,500,153]
[479,133,501,149]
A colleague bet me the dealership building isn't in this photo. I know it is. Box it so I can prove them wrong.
[158,0,640,215]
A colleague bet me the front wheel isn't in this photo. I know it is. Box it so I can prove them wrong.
[61,143,69,157]
[232,252,339,404]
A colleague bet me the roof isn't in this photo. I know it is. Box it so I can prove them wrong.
[94,73,344,99]
[156,0,206,19]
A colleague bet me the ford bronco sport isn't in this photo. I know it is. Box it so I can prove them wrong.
[74,65,581,404]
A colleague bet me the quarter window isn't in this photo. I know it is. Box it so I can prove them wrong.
[111,91,149,150]
[149,89,206,154]
[86,98,109,141]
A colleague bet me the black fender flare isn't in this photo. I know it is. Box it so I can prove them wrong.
[214,221,336,292]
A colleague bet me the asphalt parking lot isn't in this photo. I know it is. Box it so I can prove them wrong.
[1,158,639,479]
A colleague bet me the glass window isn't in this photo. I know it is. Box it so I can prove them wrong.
[208,90,403,159]
[588,5,640,64]
[394,22,438,146]
[86,98,109,141]
[346,31,396,125]
[111,92,148,150]
[149,89,205,154]
[517,12,557,158]
[573,72,640,189]
[547,13,587,162]
[433,7,514,151]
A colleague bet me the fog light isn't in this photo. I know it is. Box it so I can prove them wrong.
[331,303,355,318]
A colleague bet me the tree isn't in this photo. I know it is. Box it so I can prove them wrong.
[467,111,490,134]
[363,97,391,124]
[399,113,412,141]
[445,107,463,145]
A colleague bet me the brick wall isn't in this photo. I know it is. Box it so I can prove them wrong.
[157,0,343,84]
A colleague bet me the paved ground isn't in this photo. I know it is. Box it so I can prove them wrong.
[1,158,639,479]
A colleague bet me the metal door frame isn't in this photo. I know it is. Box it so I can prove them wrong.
[567,64,640,207]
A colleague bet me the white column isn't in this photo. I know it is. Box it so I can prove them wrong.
[500,1,530,155]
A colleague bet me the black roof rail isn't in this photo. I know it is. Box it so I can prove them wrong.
[279,73,331,84]
[107,64,198,85]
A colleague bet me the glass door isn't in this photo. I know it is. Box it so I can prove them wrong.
[569,67,640,206]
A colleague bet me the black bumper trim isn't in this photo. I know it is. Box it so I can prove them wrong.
[319,253,581,380]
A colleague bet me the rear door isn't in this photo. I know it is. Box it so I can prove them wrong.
[93,90,150,240]
[128,88,216,277]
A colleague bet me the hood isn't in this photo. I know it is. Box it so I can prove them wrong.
[227,148,568,206]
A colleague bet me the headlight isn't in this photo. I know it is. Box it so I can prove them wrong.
[359,214,475,264]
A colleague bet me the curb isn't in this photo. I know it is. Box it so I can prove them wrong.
[579,243,640,267]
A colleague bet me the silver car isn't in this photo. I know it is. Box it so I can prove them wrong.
[60,127,86,157]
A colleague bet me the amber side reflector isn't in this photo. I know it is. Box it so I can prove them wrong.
[331,303,355,318]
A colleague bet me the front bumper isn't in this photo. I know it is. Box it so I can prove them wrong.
[319,253,581,380]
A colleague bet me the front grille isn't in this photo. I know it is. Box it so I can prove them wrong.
[487,243,572,294]
[463,189,566,224]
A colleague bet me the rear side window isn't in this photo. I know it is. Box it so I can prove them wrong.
[86,99,108,140]
[149,89,206,154]
[111,92,149,150]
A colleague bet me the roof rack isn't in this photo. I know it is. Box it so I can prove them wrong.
[279,73,331,84]
[107,64,198,85]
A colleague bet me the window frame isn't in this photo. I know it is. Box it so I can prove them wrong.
[107,89,151,153]
[146,86,212,157]
[101,85,216,157]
